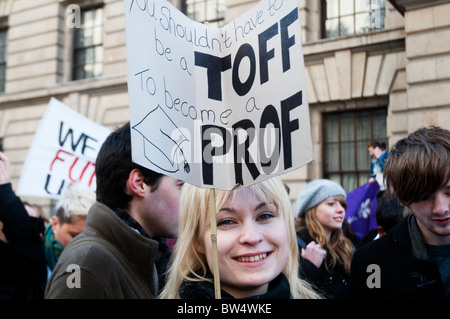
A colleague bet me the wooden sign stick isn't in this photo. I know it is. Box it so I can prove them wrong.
[209,188,221,299]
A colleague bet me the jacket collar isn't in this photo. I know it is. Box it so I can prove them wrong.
[407,214,429,260]
[113,206,149,238]
[84,202,159,283]
[390,214,428,260]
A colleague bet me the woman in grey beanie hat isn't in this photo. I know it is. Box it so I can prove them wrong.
[294,179,354,299]
[295,179,347,219]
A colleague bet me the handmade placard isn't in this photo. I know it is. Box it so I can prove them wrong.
[125,0,313,190]
[17,98,111,198]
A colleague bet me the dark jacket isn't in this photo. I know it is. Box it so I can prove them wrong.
[349,214,446,298]
[0,183,47,299]
[297,231,350,299]
[179,273,291,299]
[45,201,159,298]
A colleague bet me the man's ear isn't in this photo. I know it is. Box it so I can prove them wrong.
[377,225,386,237]
[127,169,146,198]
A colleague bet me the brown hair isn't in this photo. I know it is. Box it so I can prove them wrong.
[367,141,386,150]
[384,126,450,206]
[295,196,354,274]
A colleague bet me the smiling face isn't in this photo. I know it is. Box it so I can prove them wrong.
[197,187,289,298]
[314,197,346,239]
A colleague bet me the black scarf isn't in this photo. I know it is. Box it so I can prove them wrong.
[179,273,291,299]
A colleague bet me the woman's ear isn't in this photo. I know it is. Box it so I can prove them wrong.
[127,169,146,197]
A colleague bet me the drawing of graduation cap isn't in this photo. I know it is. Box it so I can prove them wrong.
[132,106,190,174]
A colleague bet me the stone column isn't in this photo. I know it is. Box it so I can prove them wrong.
[390,0,450,136]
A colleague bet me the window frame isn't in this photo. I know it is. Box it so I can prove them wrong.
[0,28,7,93]
[321,107,388,192]
[71,4,104,81]
[321,0,386,39]
[182,0,226,27]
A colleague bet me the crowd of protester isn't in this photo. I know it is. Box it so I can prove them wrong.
[0,125,448,299]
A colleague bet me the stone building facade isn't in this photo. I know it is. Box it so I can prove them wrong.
[0,0,449,217]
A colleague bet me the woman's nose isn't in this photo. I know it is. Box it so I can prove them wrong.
[239,221,263,245]
[336,202,345,214]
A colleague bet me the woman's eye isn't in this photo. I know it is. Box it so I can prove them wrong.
[257,212,274,221]
[217,219,235,227]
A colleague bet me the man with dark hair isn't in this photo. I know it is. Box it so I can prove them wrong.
[45,123,184,298]
[350,126,450,299]
[367,140,388,198]
[357,194,405,247]
[375,195,404,237]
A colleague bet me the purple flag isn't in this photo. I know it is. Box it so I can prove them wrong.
[345,182,380,238]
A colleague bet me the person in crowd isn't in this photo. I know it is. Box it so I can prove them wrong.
[342,219,360,247]
[23,201,48,226]
[294,179,354,299]
[350,126,449,298]
[357,194,405,247]
[0,221,6,243]
[367,141,388,199]
[0,151,47,299]
[160,177,320,299]
[43,183,95,271]
[45,122,184,298]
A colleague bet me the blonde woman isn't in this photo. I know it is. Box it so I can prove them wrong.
[295,179,354,299]
[160,177,320,299]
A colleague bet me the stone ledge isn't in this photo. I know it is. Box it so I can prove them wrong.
[303,28,405,57]
[0,73,127,105]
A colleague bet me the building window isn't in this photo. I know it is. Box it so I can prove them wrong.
[0,29,7,92]
[182,0,226,27]
[322,0,385,38]
[323,108,387,192]
[72,6,103,80]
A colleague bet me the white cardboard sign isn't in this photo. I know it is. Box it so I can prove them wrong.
[17,98,111,199]
[125,0,313,190]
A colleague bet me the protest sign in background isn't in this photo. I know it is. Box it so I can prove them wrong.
[124,0,313,190]
[345,182,380,238]
[16,98,111,199]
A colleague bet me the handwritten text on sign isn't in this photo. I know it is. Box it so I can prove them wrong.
[17,98,111,199]
[125,0,313,190]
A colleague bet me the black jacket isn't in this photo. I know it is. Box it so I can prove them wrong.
[179,273,291,299]
[349,214,446,299]
[297,231,350,299]
[0,183,47,299]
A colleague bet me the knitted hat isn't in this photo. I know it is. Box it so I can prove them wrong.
[295,179,346,218]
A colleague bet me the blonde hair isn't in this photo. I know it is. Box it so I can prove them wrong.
[54,183,96,224]
[295,196,354,273]
[159,177,320,299]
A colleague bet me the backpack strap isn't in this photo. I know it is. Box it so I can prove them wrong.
[65,236,154,298]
